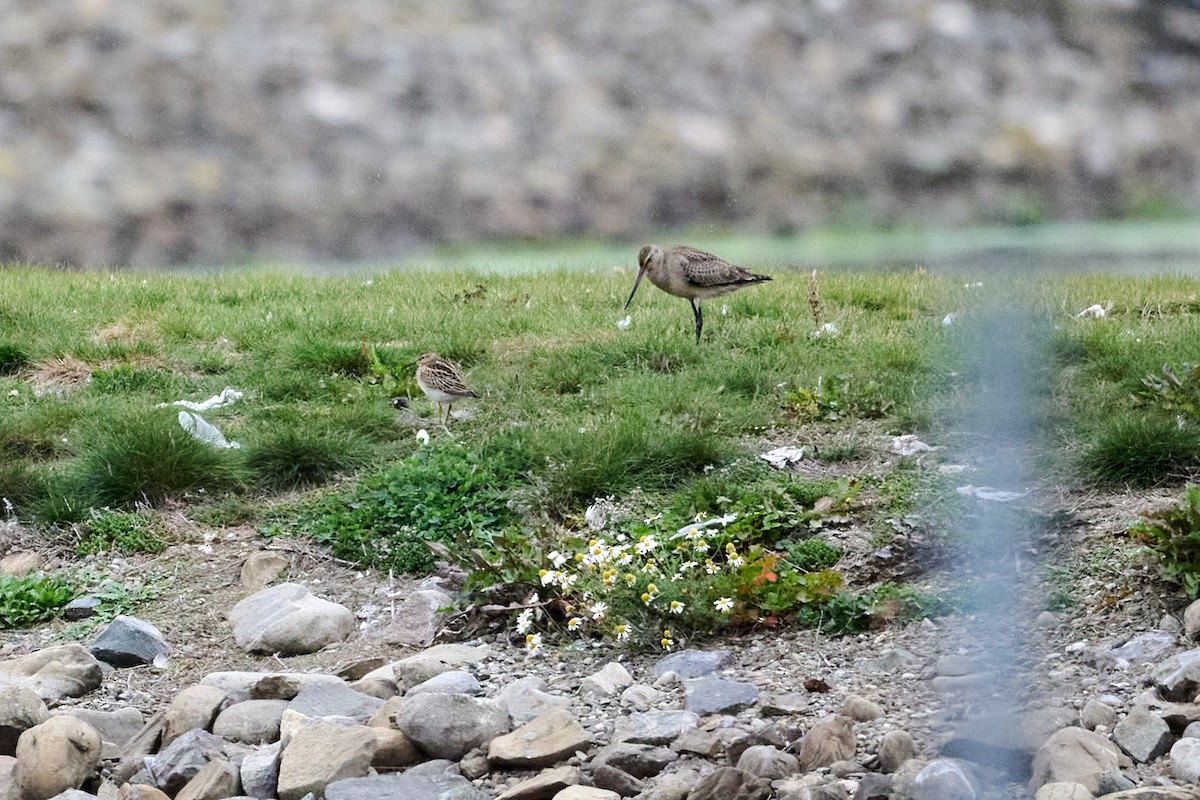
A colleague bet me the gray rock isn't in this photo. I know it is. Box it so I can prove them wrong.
[0,686,48,755]
[1033,782,1093,800]
[854,773,894,800]
[589,764,644,797]
[619,684,663,712]
[1112,708,1174,763]
[14,716,102,800]
[378,589,454,648]
[612,711,699,746]
[148,729,228,796]
[228,582,356,656]
[579,662,634,700]
[212,700,289,745]
[487,707,588,768]
[839,695,884,722]
[590,742,677,779]
[89,615,169,668]
[683,677,758,716]
[63,595,102,621]
[54,707,143,760]
[878,730,917,773]
[289,681,384,723]
[670,727,726,758]
[1169,737,1200,782]
[1153,648,1200,702]
[240,552,290,591]
[396,693,510,761]
[736,744,800,780]
[1097,772,1136,795]
[175,760,240,800]
[371,727,422,771]
[379,644,492,693]
[798,716,855,771]
[0,645,103,702]
[405,670,482,697]
[199,671,345,704]
[913,760,976,800]
[495,765,579,800]
[934,655,974,677]
[162,685,229,748]
[1029,728,1124,794]
[1081,699,1118,732]
[325,772,487,800]
[855,648,919,674]
[686,766,770,800]
[494,677,571,724]
[650,650,731,680]
[1185,599,1200,641]
[240,742,282,800]
[276,720,376,800]
[760,692,809,716]
[1095,631,1177,671]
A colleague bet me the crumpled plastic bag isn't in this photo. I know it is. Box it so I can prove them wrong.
[760,446,806,468]
[178,411,240,449]
[890,435,934,457]
[158,387,243,412]
[1076,304,1108,319]
[955,484,1029,502]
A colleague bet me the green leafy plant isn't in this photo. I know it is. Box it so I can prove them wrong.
[0,573,74,628]
[1131,483,1200,597]
[784,537,844,572]
[1136,363,1200,417]
[786,375,895,422]
[76,510,166,556]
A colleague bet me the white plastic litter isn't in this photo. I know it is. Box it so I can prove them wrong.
[811,322,840,340]
[415,429,430,445]
[158,387,243,411]
[941,313,957,326]
[760,446,806,469]
[178,411,240,449]
[890,435,933,457]
[1077,304,1107,319]
[674,513,738,538]
[955,484,1030,502]
[585,504,607,530]
[616,315,632,330]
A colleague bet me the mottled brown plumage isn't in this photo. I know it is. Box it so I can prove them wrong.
[624,244,772,341]
[416,353,478,429]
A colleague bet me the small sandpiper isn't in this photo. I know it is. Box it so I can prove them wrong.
[415,353,478,430]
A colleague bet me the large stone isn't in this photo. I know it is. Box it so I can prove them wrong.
[289,681,384,723]
[651,650,731,680]
[276,720,376,800]
[240,551,290,590]
[840,695,884,722]
[0,686,48,755]
[378,589,454,648]
[878,730,917,773]
[579,662,634,700]
[372,727,423,770]
[175,760,240,800]
[589,742,677,779]
[687,766,770,800]
[111,711,166,784]
[396,693,510,760]
[0,644,103,701]
[405,670,482,697]
[683,677,758,715]
[496,765,581,800]
[162,685,229,747]
[89,615,170,668]
[148,729,228,796]
[554,788,620,800]
[372,644,492,693]
[229,582,357,655]
[212,699,289,744]
[240,741,282,799]
[913,760,976,800]
[798,716,855,771]
[736,744,800,780]
[589,764,644,797]
[1034,783,1095,800]
[55,706,144,760]
[1094,631,1177,671]
[488,707,589,768]
[1112,708,1174,763]
[14,716,102,800]
[200,671,345,703]
[612,711,698,746]
[1169,737,1200,782]
[1029,727,1125,793]
[1153,648,1200,702]
[495,677,572,724]
[325,772,488,800]
[1080,699,1118,732]
[0,552,42,576]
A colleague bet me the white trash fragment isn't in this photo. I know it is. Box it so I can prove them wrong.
[1076,304,1107,319]
[178,411,240,449]
[760,446,806,469]
[158,387,243,411]
[674,513,738,538]
[415,429,430,445]
[585,503,607,530]
[721,304,729,316]
[937,464,970,475]
[941,313,957,326]
[890,435,933,457]
[616,315,632,330]
[955,485,1030,502]
[811,322,840,340]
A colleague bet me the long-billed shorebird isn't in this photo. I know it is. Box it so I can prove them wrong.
[415,353,478,430]
[624,245,772,342]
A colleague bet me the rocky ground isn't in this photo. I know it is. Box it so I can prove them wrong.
[0,461,1198,799]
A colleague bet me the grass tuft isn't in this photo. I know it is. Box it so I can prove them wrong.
[1079,414,1200,487]
[244,426,373,491]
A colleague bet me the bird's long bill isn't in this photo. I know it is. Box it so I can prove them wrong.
[623,268,646,310]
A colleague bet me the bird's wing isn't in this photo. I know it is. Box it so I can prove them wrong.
[675,247,757,287]
[423,359,478,397]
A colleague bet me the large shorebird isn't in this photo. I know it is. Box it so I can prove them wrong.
[624,245,772,342]
[415,353,478,430]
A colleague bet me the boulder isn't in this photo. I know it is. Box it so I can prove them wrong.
[14,716,102,800]
[683,677,759,716]
[89,615,169,668]
[396,693,510,761]
[0,644,103,701]
[228,582,356,655]
[162,685,230,747]
[487,707,589,768]
[798,716,855,771]
[1029,727,1125,793]
[0,686,49,755]
[276,720,376,800]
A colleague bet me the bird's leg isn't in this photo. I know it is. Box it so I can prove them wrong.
[691,299,704,343]
[443,402,454,433]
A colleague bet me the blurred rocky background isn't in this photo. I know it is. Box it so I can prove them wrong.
[3,0,1200,267]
